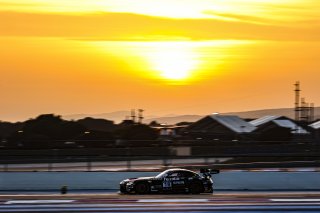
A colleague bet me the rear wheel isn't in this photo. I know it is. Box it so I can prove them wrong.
[135,183,149,194]
[190,182,202,194]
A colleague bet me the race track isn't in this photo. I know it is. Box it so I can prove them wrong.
[1,191,320,212]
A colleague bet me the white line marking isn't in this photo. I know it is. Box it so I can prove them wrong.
[271,199,320,202]
[5,200,75,205]
[137,199,209,203]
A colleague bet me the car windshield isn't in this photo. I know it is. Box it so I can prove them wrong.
[155,170,169,178]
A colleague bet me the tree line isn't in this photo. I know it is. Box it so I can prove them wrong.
[0,114,158,149]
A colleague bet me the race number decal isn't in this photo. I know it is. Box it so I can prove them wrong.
[163,178,172,188]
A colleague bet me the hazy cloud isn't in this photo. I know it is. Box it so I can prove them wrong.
[1,11,320,41]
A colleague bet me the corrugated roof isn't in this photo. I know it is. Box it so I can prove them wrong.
[209,115,256,133]
[309,121,320,129]
[273,120,309,134]
[250,115,282,126]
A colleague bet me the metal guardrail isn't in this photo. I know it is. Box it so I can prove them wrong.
[1,157,319,172]
[0,140,319,172]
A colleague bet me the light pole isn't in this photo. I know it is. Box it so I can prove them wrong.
[84,131,92,171]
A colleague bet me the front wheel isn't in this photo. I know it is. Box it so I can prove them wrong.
[135,183,149,194]
[190,183,202,194]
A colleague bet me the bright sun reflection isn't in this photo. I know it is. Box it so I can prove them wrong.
[90,40,253,84]
[147,43,198,81]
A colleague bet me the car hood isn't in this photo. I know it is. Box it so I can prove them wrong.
[122,176,155,183]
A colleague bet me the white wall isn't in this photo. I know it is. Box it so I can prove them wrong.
[0,171,319,191]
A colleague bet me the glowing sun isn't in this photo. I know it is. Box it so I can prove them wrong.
[146,42,199,81]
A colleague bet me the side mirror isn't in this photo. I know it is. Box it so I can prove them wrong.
[200,168,220,174]
[210,169,220,174]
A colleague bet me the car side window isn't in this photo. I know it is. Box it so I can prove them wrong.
[169,172,179,177]
[183,171,197,178]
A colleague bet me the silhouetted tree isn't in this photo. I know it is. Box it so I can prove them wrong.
[23,114,64,139]
[176,121,194,126]
[8,114,87,148]
[149,121,161,127]
[0,121,24,139]
[77,117,116,132]
[76,130,114,140]
[60,121,87,139]
[115,124,158,140]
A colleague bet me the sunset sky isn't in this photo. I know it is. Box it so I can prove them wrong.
[1,0,320,122]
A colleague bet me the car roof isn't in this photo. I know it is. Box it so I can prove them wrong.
[164,168,197,173]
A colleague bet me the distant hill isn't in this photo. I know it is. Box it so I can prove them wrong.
[63,107,320,125]
[63,111,131,122]
[63,111,158,124]
[148,107,320,124]
[223,108,296,120]
[145,115,203,125]
[224,107,320,121]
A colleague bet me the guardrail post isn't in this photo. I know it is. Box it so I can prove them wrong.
[163,158,169,169]
[127,160,131,171]
[3,164,8,172]
[87,157,92,171]
[204,157,209,165]
[48,162,52,171]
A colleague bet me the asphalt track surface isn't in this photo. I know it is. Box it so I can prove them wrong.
[1,191,320,212]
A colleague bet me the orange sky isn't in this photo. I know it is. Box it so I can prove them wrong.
[1,0,320,121]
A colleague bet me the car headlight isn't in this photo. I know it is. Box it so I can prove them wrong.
[126,182,134,186]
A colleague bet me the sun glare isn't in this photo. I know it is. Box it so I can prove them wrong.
[147,43,198,81]
[90,40,254,84]
[4,0,313,22]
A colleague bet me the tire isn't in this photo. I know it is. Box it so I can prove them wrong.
[208,187,213,193]
[189,182,202,194]
[135,183,149,194]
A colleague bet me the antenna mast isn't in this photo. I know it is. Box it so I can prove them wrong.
[131,109,136,123]
[138,109,144,124]
[294,81,301,121]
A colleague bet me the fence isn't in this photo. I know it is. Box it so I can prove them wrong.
[0,140,319,172]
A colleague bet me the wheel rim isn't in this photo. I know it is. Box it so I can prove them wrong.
[136,184,147,193]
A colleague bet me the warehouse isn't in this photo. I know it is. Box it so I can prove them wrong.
[251,116,309,141]
[309,121,320,142]
[185,115,256,140]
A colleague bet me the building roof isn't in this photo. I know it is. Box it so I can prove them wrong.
[272,120,309,134]
[249,115,283,126]
[208,115,256,133]
[309,121,320,130]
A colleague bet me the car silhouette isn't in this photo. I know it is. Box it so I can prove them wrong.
[120,168,219,194]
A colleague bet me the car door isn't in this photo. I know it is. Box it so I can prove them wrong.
[169,172,186,192]
[162,174,172,191]
[182,171,199,188]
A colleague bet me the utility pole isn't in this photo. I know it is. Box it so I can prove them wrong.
[294,81,300,121]
[138,109,144,124]
[131,109,136,123]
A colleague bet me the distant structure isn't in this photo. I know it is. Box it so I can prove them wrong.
[294,81,300,121]
[138,109,144,124]
[185,115,256,140]
[124,109,144,124]
[309,120,320,142]
[131,109,136,123]
[250,115,309,141]
[294,81,314,123]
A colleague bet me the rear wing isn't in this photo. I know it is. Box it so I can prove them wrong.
[200,168,220,174]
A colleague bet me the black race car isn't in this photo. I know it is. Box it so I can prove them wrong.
[119,168,219,194]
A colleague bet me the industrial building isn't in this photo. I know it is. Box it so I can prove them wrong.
[309,121,320,142]
[184,115,256,140]
[250,116,309,141]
